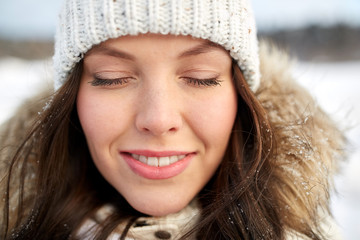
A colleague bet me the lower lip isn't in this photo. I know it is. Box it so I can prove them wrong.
[121,153,194,180]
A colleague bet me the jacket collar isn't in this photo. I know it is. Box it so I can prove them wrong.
[77,200,200,239]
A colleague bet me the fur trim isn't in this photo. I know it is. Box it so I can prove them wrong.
[256,42,345,238]
[0,93,49,231]
[0,41,345,238]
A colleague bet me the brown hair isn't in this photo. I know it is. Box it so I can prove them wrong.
[184,63,280,239]
[1,60,322,239]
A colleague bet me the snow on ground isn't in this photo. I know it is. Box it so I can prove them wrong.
[0,58,359,239]
[0,57,53,123]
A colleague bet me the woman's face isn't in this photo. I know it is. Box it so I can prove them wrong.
[77,34,237,216]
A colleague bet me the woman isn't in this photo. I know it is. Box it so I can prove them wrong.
[0,0,344,239]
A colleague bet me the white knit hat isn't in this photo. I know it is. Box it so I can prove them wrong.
[53,0,260,91]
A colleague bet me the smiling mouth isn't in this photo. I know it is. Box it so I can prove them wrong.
[130,153,186,167]
[121,151,195,179]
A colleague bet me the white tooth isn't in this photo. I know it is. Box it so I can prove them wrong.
[132,154,140,160]
[139,155,147,164]
[147,157,158,166]
[169,155,179,164]
[159,157,170,167]
[178,155,186,160]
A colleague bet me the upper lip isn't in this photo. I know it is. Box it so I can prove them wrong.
[121,150,194,157]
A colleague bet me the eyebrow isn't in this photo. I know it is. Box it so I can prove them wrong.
[178,41,227,58]
[86,40,226,60]
[86,45,136,61]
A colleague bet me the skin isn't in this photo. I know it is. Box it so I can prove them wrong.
[77,34,237,216]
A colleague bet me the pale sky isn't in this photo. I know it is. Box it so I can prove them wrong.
[0,0,359,39]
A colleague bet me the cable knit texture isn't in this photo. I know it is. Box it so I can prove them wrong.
[53,0,260,91]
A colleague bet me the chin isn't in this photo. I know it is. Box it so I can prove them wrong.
[127,194,193,217]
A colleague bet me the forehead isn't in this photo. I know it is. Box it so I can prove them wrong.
[86,34,229,59]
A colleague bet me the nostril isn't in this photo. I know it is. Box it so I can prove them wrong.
[135,111,182,135]
[169,127,177,132]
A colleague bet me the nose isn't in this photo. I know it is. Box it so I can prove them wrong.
[135,84,183,136]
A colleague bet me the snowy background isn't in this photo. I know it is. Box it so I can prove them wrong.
[0,0,359,239]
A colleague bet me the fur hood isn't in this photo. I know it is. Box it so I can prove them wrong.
[0,42,345,239]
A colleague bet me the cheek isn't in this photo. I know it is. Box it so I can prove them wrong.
[188,86,238,150]
[77,92,107,145]
[76,88,129,152]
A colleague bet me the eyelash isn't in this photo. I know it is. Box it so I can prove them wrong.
[89,77,132,86]
[89,77,222,87]
[183,77,222,87]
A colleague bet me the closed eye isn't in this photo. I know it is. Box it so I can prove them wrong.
[89,77,133,86]
[184,77,222,87]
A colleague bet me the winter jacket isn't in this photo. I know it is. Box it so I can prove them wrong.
[0,42,345,239]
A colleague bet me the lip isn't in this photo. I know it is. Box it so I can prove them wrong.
[121,150,195,180]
